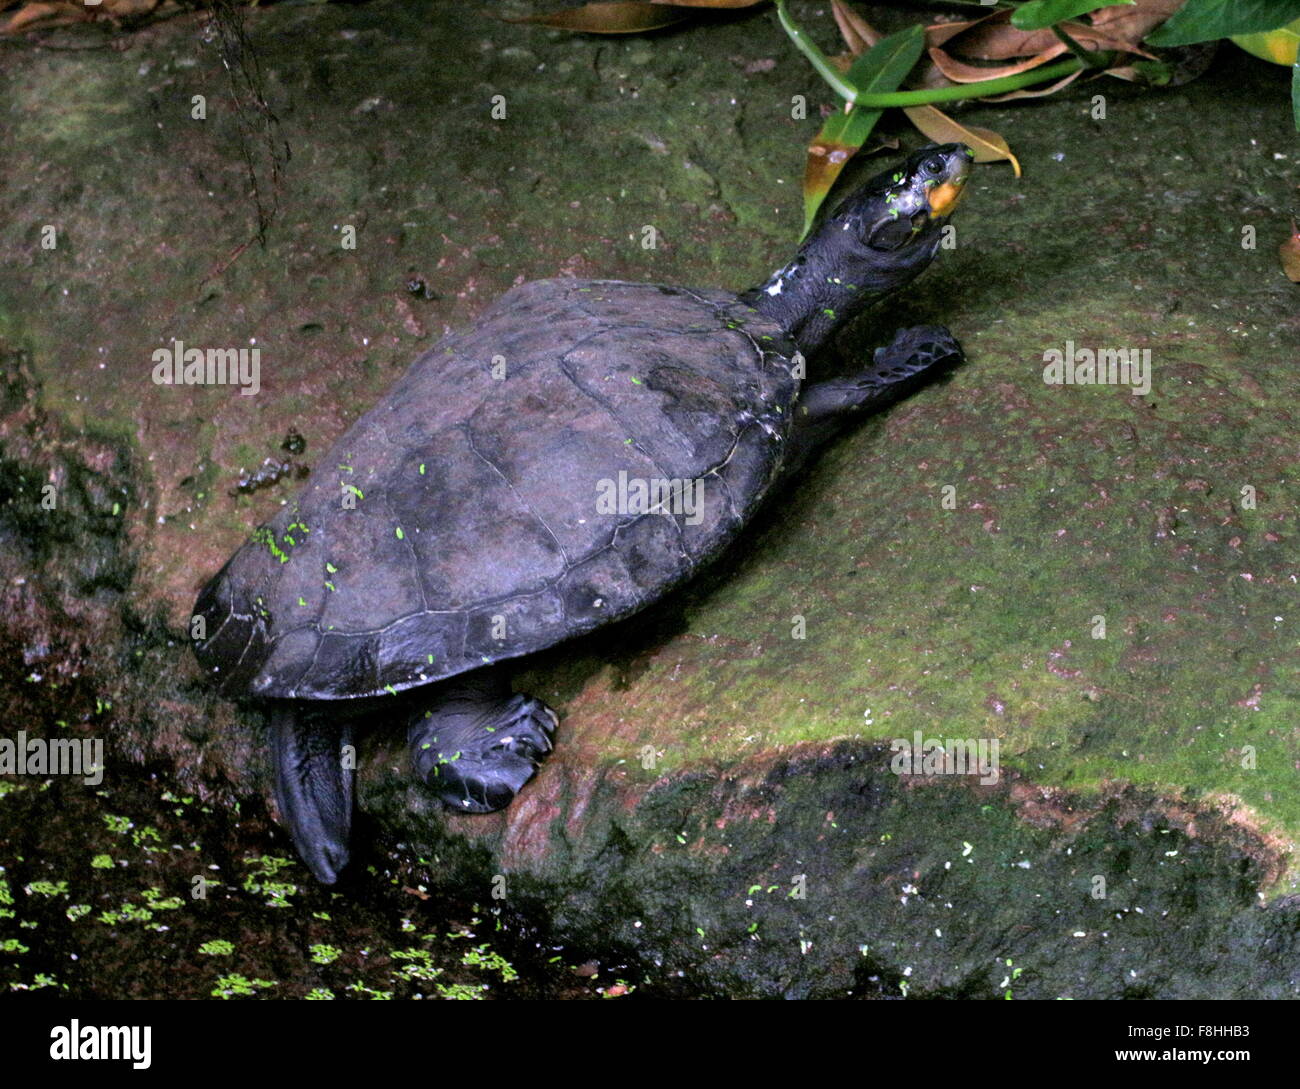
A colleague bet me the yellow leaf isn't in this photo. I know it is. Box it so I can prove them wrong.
[1280,220,1300,283]
[902,105,1022,177]
[1232,19,1300,67]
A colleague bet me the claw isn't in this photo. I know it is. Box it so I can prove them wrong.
[408,688,559,814]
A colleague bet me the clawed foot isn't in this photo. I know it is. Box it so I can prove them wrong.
[783,323,963,477]
[868,323,962,383]
[409,691,557,813]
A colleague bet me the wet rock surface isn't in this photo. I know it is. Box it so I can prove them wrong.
[1,1,1298,996]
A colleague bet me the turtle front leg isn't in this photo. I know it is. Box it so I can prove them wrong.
[270,706,355,885]
[786,324,963,472]
[409,668,558,813]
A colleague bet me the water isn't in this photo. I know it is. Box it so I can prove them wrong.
[0,639,646,1000]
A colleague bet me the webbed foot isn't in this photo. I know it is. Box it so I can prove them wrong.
[409,670,557,813]
[270,707,355,885]
[784,323,963,473]
[868,323,962,383]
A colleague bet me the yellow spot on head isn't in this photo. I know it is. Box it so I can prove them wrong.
[927,180,966,218]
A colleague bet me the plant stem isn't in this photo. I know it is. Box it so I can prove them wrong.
[774,0,859,103]
[851,59,1083,106]
[1051,24,1113,69]
[775,0,1087,107]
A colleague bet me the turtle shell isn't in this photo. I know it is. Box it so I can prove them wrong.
[193,279,799,700]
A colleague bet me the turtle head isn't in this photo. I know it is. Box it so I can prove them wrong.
[745,143,973,356]
[843,141,973,253]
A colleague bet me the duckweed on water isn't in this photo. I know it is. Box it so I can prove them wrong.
[0,636,644,999]
[1,744,647,998]
[213,973,277,999]
[309,943,341,965]
[461,944,518,982]
[391,948,442,983]
[242,855,299,908]
[346,982,393,1000]
[199,940,235,956]
[433,982,488,1001]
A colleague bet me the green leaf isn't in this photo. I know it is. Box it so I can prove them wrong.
[1293,53,1300,130]
[801,23,925,236]
[844,21,927,102]
[1011,0,1133,33]
[1128,58,1175,84]
[1146,0,1300,47]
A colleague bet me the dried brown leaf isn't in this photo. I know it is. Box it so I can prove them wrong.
[924,13,1001,50]
[927,42,1067,83]
[803,139,858,211]
[902,105,1022,177]
[942,9,1051,59]
[1100,64,1141,82]
[1077,27,1157,60]
[910,58,958,91]
[803,136,897,235]
[505,2,695,34]
[1088,0,1181,42]
[1,0,168,35]
[981,67,1085,100]
[942,9,1153,62]
[3,1,79,32]
[832,0,880,56]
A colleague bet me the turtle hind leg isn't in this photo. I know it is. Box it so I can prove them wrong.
[269,706,355,885]
[408,668,557,814]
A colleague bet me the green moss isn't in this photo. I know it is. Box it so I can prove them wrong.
[2,0,1297,998]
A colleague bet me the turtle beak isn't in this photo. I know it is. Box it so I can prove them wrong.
[925,144,974,220]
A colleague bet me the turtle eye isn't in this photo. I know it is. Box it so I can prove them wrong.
[923,155,946,177]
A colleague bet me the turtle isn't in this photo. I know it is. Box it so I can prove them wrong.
[192,142,975,883]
